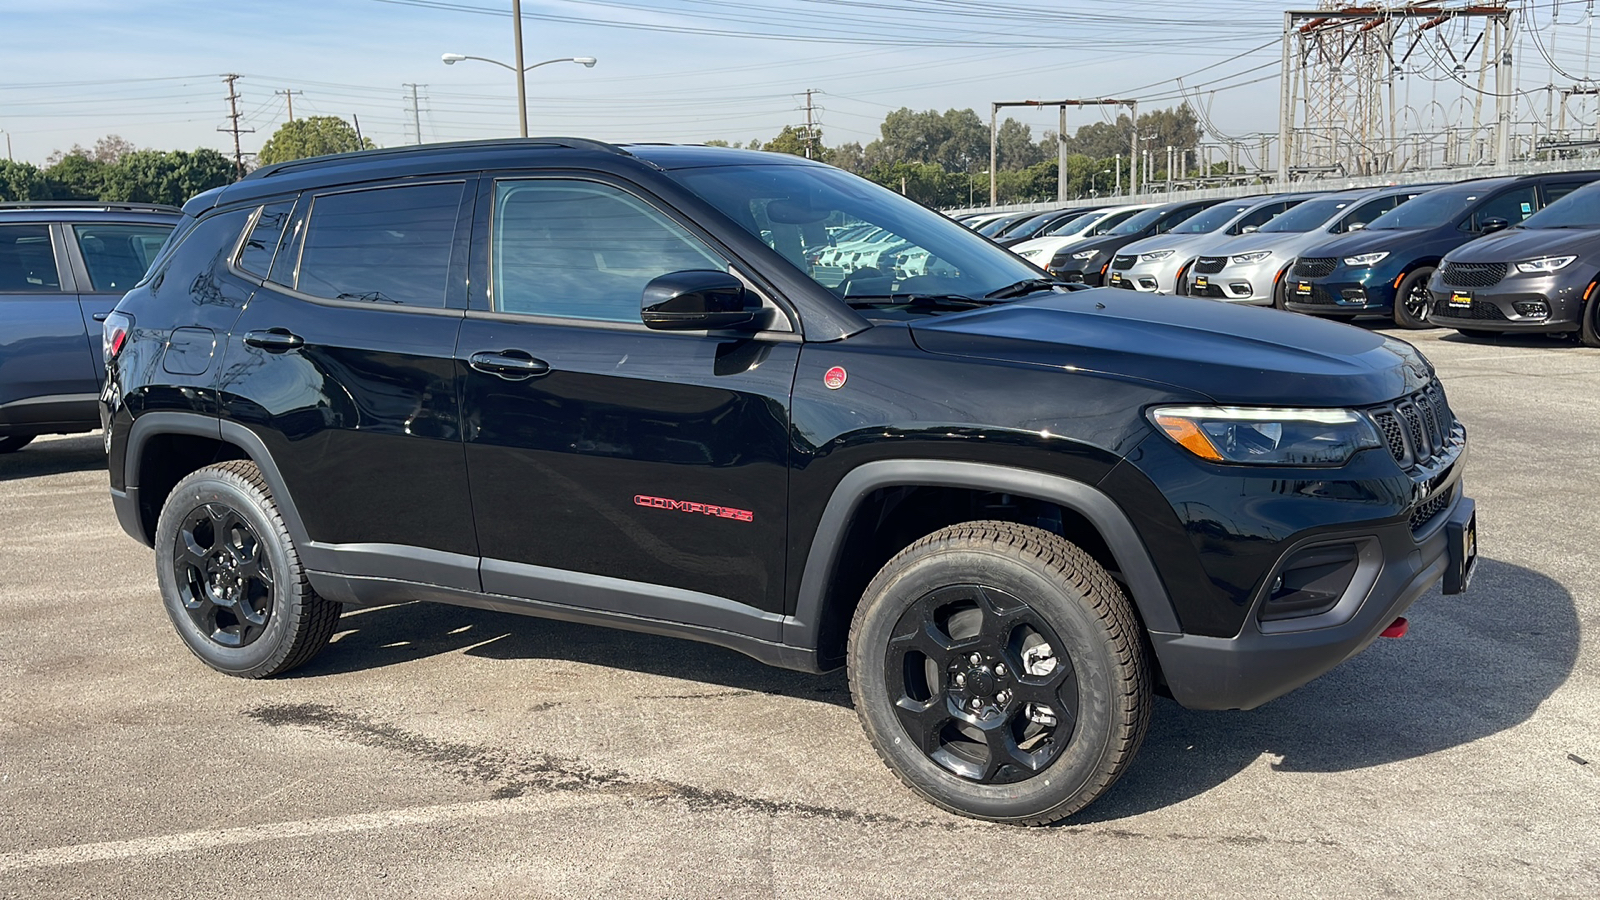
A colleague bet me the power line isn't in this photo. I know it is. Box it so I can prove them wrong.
[216,74,254,179]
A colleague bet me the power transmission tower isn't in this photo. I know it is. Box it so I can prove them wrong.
[404,84,429,145]
[217,74,255,180]
[274,89,303,122]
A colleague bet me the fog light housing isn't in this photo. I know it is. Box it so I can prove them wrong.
[1340,287,1368,304]
[1230,283,1252,297]
[1512,300,1549,318]
[1260,543,1361,622]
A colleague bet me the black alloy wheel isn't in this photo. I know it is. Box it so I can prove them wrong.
[172,502,275,648]
[885,583,1077,784]
[849,521,1150,825]
[1580,286,1600,348]
[1393,267,1435,328]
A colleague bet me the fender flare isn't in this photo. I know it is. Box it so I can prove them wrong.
[782,459,1182,651]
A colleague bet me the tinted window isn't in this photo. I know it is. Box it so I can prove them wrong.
[492,180,727,322]
[1543,181,1591,205]
[1259,197,1352,233]
[1232,200,1296,233]
[1170,203,1253,235]
[1522,181,1600,229]
[296,182,463,307]
[1338,196,1400,232]
[0,225,61,292]
[72,223,173,292]
[237,200,297,278]
[1107,206,1167,235]
[1468,186,1537,230]
[1367,188,1474,229]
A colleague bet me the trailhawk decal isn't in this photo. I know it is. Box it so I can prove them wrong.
[634,494,755,523]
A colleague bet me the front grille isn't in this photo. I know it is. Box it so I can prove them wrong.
[1194,256,1227,275]
[1366,378,1458,470]
[1293,257,1338,278]
[1111,254,1136,270]
[1433,298,1508,320]
[1440,261,1507,288]
[1409,486,1454,532]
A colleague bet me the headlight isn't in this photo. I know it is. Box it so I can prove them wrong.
[1139,250,1175,262]
[1231,251,1272,263]
[1342,251,1389,267]
[1071,249,1100,260]
[1515,255,1575,274]
[1148,406,1381,466]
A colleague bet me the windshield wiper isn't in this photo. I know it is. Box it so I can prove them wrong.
[984,278,1062,300]
[845,293,990,310]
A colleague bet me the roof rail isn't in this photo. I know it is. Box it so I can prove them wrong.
[0,200,183,213]
[246,137,632,181]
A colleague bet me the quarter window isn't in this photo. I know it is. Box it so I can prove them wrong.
[492,180,727,322]
[237,200,297,279]
[0,224,61,292]
[73,223,174,291]
[295,182,464,307]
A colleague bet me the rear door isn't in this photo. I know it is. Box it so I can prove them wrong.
[64,219,175,386]
[0,222,99,433]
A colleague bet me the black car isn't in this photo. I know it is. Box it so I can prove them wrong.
[1042,198,1223,285]
[0,201,179,453]
[103,139,1476,825]
[1284,172,1600,327]
[1426,179,1600,344]
[995,207,1102,248]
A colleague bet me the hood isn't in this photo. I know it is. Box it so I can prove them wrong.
[1065,232,1137,258]
[1206,229,1318,258]
[909,289,1430,407]
[1445,226,1600,263]
[1119,231,1223,258]
[1302,226,1430,260]
[1012,233,1094,256]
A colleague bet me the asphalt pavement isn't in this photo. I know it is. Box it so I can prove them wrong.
[1,325,1597,899]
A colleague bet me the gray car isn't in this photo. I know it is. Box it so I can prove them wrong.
[1108,194,1314,294]
[1184,186,1433,306]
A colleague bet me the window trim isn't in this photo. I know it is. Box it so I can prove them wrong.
[232,197,301,282]
[476,172,798,334]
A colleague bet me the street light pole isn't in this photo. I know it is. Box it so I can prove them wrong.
[442,52,596,136]
[512,0,528,138]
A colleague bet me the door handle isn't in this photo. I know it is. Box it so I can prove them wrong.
[468,350,550,381]
[91,312,110,322]
[243,329,305,352]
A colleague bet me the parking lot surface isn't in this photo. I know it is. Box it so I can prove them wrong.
[2,327,1597,899]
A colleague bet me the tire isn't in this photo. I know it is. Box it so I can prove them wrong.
[154,460,342,678]
[847,521,1151,825]
[1271,269,1290,309]
[0,435,35,454]
[1392,267,1435,329]
[1580,288,1600,348]
[1173,262,1191,296]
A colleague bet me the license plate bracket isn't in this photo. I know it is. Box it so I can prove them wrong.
[1193,276,1209,290]
[1443,498,1477,594]
[1449,290,1473,308]
[1295,281,1311,294]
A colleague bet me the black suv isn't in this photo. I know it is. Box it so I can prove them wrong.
[1042,197,1222,285]
[103,139,1477,825]
[0,201,178,452]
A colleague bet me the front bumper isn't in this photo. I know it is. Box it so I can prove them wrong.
[1186,257,1280,304]
[1109,258,1181,293]
[1284,266,1400,316]
[1426,267,1596,332]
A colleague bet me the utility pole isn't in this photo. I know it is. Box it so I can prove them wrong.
[404,83,426,145]
[217,74,254,180]
[1057,104,1068,203]
[801,88,818,159]
[274,89,303,122]
[1114,152,1121,195]
[352,114,364,146]
[512,0,528,138]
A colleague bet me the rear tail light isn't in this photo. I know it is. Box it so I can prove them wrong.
[103,311,133,364]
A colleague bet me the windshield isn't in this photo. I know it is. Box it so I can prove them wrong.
[1258,197,1352,233]
[671,163,1047,304]
[1365,188,1471,229]
[1009,210,1081,240]
[1169,203,1253,235]
[1522,183,1600,229]
[1041,209,1109,237]
[1108,206,1169,236]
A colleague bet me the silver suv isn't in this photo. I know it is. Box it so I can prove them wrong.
[1184,187,1432,306]
[1108,194,1313,295]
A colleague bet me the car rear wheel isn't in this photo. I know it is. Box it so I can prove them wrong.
[155,460,342,678]
[0,435,35,454]
[1580,287,1600,348]
[1393,267,1435,328]
[847,521,1151,825]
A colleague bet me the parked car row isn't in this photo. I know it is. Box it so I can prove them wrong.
[957,168,1600,343]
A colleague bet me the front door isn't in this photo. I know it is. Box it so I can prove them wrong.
[459,176,798,635]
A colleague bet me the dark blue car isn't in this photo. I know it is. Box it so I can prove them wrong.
[1284,172,1600,327]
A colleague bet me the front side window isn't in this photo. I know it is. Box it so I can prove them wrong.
[236,200,297,279]
[1231,200,1297,233]
[295,182,463,307]
[1467,186,1538,231]
[73,223,175,292]
[1170,203,1253,236]
[1523,182,1600,229]
[1367,188,1473,230]
[492,180,727,322]
[0,224,61,292]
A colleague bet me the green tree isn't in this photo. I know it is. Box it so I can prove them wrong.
[996,118,1045,171]
[257,116,374,166]
[0,160,55,201]
[100,149,236,205]
[43,154,108,199]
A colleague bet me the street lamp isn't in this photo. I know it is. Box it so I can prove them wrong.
[441,52,596,138]
[1088,168,1111,198]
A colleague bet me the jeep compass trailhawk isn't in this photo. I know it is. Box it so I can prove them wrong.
[103,139,1477,825]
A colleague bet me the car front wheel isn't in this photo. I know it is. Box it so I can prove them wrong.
[154,460,341,678]
[847,521,1151,825]
[1393,267,1436,328]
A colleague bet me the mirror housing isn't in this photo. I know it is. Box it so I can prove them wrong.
[641,270,765,331]
[1480,217,1511,235]
[1240,224,1260,234]
[1346,221,1367,232]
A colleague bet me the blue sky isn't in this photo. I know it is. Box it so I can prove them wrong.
[0,0,1594,166]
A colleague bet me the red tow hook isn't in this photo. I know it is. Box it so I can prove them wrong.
[1380,617,1409,639]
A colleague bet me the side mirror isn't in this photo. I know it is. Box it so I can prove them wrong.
[1480,217,1511,235]
[641,270,765,331]
[1346,221,1367,232]
[1240,224,1259,234]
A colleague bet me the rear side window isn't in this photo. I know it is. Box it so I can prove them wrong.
[1231,201,1295,234]
[236,199,298,279]
[1338,196,1400,233]
[1543,181,1591,205]
[294,182,464,307]
[491,179,727,322]
[0,224,61,292]
[73,223,174,292]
